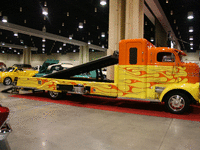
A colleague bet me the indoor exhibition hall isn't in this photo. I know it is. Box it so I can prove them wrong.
[0,0,200,150]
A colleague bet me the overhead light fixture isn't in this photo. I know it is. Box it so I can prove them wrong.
[190,41,193,46]
[189,26,193,32]
[43,51,45,53]
[95,8,97,12]
[190,47,193,50]
[59,47,62,50]
[170,10,173,15]
[79,22,83,29]
[100,0,107,6]
[42,44,45,47]
[150,37,154,42]
[62,23,64,26]
[63,43,66,46]
[174,19,176,24]
[20,7,22,12]
[166,0,169,3]
[67,12,69,16]
[145,21,147,25]
[187,11,194,19]
[17,52,20,55]
[84,20,86,24]
[14,33,18,36]
[92,49,94,52]
[9,47,12,49]
[69,35,72,40]
[88,40,91,44]
[42,48,45,51]
[101,32,105,37]
[102,45,105,48]
[14,50,16,52]
[42,38,46,42]
[73,50,76,52]
[24,19,26,23]
[24,45,27,48]
[2,16,8,22]
[44,1,47,7]
[189,36,193,40]
[1,42,5,46]
[42,7,48,16]
[42,26,46,32]
[2,51,4,53]
[57,50,59,53]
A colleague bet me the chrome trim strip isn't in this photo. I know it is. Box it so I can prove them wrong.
[155,87,166,94]
[118,97,160,102]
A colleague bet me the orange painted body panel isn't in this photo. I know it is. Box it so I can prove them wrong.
[119,38,155,65]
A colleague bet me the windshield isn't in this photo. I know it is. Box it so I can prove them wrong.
[5,67,15,72]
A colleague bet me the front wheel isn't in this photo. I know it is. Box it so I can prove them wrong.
[48,91,63,100]
[3,77,12,85]
[164,92,190,114]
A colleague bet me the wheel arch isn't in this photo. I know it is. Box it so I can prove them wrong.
[161,89,196,104]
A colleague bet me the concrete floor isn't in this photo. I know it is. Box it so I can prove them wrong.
[0,85,200,150]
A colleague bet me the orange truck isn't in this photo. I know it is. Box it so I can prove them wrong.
[15,38,200,114]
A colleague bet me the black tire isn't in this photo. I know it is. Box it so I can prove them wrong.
[3,77,12,85]
[48,91,63,100]
[164,92,190,114]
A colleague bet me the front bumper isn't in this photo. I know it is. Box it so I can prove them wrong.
[0,122,12,140]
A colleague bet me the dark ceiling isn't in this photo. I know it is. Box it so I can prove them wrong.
[0,0,199,55]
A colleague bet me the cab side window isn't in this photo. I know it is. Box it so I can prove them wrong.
[157,52,175,62]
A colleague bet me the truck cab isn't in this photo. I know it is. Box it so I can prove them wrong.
[117,39,199,113]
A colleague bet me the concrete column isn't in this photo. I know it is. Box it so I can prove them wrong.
[79,45,89,64]
[125,0,144,39]
[23,47,31,64]
[107,0,125,80]
[155,18,168,47]
[108,0,144,80]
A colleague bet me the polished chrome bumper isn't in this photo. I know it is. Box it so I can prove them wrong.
[0,122,12,140]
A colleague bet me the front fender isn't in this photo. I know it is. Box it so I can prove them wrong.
[159,83,199,102]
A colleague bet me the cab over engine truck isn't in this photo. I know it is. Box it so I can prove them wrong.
[15,39,200,114]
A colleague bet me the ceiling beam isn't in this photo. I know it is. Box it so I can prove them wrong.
[0,22,107,52]
[0,42,38,51]
[145,0,180,49]
[144,5,155,25]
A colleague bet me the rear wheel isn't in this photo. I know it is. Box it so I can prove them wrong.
[164,92,190,114]
[48,91,63,100]
[3,77,12,85]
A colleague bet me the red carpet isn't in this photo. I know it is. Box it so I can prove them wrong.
[10,93,200,122]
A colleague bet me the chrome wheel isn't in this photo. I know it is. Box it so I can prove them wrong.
[49,91,59,98]
[48,91,63,100]
[165,92,190,114]
[168,95,185,112]
[3,78,12,85]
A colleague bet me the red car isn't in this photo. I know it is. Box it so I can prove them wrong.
[0,105,12,140]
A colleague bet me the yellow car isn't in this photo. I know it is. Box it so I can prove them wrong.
[0,67,38,85]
